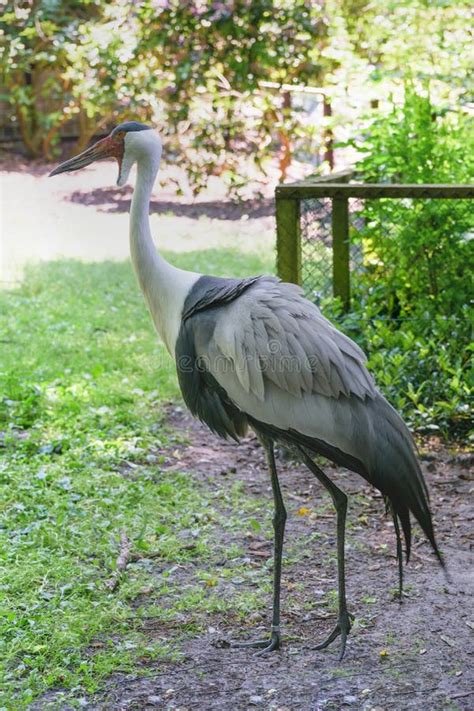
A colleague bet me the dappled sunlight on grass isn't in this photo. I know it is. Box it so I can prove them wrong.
[0,254,274,706]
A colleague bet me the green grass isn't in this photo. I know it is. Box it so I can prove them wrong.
[0,249,273,708]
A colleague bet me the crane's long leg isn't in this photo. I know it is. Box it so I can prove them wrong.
[232,439,286,655]
[298,447,353,660]
[392,509,404,601]
[385,498,404,600]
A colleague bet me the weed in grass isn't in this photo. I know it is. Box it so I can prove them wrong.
[362,594,378,605]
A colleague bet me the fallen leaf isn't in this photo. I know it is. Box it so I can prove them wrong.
[297,506,311,516]
[440,635,455,647]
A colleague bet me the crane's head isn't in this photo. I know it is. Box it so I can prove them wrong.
[49,121,162,186]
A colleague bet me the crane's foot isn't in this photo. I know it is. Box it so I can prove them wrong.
[313,610,354,660]
[231,629,280,656]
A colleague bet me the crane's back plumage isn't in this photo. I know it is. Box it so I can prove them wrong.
[176,274,441,563]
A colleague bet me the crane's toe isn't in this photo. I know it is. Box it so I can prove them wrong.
[313,610,354,660]
[231,629,281,655]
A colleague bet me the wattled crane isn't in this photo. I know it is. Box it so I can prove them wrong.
[50,122,443,658]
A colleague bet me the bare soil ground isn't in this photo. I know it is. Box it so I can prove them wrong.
[36,407,473,711]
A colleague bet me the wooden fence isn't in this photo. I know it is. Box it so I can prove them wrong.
[275,173,474,310]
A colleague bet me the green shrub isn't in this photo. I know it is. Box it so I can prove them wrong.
[326,302,473,439]
[337,86,473,438]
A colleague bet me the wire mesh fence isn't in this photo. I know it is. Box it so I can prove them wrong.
[276,176,474,316]
[300,196,474,308]
[300,197,333,301]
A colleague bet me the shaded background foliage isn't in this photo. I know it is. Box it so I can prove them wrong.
[2,1,472,189]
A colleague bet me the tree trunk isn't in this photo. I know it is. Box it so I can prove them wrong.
[323,96,334,169]
[74,111,110,154]
[278,91,292,182]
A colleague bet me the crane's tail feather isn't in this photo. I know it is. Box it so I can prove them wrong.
[370,395,444,569]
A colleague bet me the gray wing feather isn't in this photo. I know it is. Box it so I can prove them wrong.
[209,277,375,403]
[194,277,378,458]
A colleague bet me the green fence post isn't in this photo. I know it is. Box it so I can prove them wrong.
[276,196,301,285]
[332,196,350,310]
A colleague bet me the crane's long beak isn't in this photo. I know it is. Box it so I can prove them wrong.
[49,135,121,177]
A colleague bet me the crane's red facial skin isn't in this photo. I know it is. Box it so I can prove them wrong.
[49,131,125,177]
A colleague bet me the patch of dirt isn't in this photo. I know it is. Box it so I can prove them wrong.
[36,407,474,710]
[67,186,275,220]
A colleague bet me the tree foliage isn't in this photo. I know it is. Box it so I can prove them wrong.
[352,84,473,316]
[1,0,332,177]
[1,1,471,191]
[133,0,333,191]
[1,2,152,157]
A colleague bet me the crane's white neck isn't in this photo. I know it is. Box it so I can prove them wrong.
[127,132,200,354]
